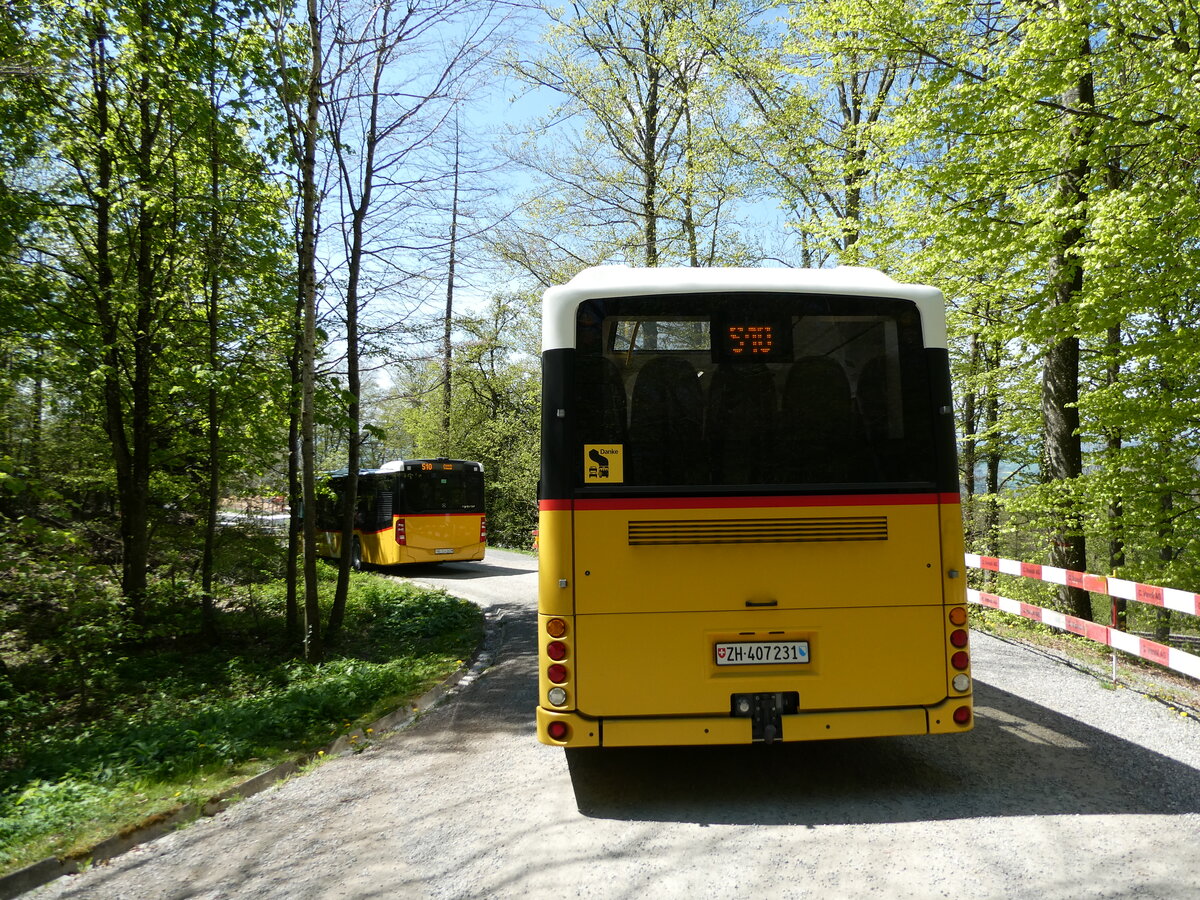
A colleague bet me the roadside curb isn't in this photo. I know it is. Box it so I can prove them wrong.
[0,606,505,900]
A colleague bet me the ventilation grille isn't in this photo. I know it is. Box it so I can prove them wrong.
[627,516,888,546]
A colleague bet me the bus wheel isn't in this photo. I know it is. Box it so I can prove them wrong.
[351,537,363,572]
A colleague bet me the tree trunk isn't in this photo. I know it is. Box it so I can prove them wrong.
[640,14,660,267]
[88,9,148,623]
[201,19,223,644]
[286,356,301,645]
[299,0,324,663]
[961,331,980,549]
[1041,18,1093,621]
[982,336,1001,561]
[443,120,460,453]
[1105,324,1126,630]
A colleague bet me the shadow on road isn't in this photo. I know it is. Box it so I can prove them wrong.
[563,680,1200,826]
[368,558,533,581]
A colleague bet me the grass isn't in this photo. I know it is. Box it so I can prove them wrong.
[0,560,483,876]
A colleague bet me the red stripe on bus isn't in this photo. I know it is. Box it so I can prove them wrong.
[396,512,484,518]
[540,493,956,512]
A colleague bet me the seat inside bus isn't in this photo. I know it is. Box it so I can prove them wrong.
[707,363,777,483]
[575,355,628,446]
[628,356,706,484]
[778,356,859,483]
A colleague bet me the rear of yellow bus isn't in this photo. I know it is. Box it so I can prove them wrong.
[318,460,487,567]
[392,460,487,565]
[536,267,971,747]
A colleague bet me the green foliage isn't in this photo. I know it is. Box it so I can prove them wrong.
[0,563,481,874]
[803,0,1200,608]
[504,0,761,273]
[395,292,540,549]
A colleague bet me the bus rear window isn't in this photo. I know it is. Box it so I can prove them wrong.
[402,471,484,513]
[573,292,936,489]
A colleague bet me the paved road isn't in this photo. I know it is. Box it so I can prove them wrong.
[33,549,1200,899]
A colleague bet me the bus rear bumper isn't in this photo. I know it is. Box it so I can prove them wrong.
[537,696,972,747]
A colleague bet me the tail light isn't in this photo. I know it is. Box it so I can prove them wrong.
[953,706,971,725]
[950,629,969,648]
[394,519,406,545]
[480,516,487,543]
[951,651,969,670]
[543,618,573,728]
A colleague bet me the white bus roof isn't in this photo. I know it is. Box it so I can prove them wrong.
[542,266,947,350]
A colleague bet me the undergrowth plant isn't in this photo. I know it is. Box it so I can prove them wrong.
[0,551,482,875]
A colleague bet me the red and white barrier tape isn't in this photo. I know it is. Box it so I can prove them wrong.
[967,589,1200,680]
[964,553,1200,617]
[964,554,1200,680]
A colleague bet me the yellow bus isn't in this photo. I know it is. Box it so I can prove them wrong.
[316,458,486,568]
[536,267,971,747]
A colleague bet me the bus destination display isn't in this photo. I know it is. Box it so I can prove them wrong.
[725,324,775,357]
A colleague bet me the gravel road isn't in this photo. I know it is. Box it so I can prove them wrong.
[29,549,1200,900]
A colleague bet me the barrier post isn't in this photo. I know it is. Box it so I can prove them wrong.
[1111,594,1118,683]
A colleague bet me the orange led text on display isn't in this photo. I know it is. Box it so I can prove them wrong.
[726,325,775,356]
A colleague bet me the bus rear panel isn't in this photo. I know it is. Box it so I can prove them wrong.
[537,268,970,747]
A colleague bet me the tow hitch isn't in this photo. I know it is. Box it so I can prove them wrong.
[731,692,799,744]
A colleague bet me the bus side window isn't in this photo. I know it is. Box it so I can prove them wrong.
[355,491,372,528]
[779,356,857,483]
[628,356,705,485]
[376,484,393,527]
[707,364,776,484]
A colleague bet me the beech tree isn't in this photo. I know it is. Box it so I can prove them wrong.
[506,0,757,272]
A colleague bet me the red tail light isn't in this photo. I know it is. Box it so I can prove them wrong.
[547,641,567,661]
[394,519,406,545]
[951,651,969,671]
[953,706,971,725]
[547,720,569,741]
[950,629,969,648]
[547,664,567,684]
[480,516,487,543]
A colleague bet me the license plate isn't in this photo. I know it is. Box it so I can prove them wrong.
[715,641,810,666]
[434,548,454,555]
